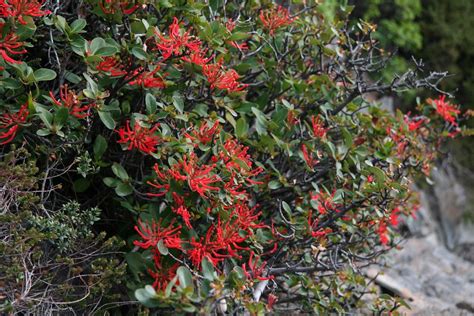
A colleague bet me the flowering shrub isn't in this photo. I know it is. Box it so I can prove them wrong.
[0,0,469,314]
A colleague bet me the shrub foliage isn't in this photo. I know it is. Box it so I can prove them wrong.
[0,0,467,314]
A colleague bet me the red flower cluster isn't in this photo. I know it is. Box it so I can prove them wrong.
[430,95,460,125]
[96,56,128,77]
[242,252,273,281]
[310,190,342,215]
[0,103,28,145]
[153,17,201,60]
[259,5,295,36]
[403,113,426,132]
[225,18,249,51]
[117,120,161,154]
[128,66,166,89]
[0,23,26,65]
[307,210,332,239]
[203,60,247,93]
[301,144,318,169]
[96,57,166,89]
[181,48,213,66]
[0,0,50,24]
[149,153,220,197]
[98,0,139,15]
[311,115,328,138]
[49,85,93,119]
[184,120,220,146]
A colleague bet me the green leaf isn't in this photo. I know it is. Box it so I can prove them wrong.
[93,135,108,160]
[201,257,216,281]
[70,18,87,33]
[228,32,249,41]
[95,46,118,56]
[131,47,148,60]
[54,107,69,128]
[115,182,133,197]
[177,266,194,290]
[34,68,57,82]
[73,178,90,192]
[268,180,281,190]
[157,239,169,255]
[103,177,119,187]
[98,111,115,129]
[172,92,184,114]
[145,93,157,114]
[90,37,106,54]
[112,163,129,181]
[235,117,249,138]
[37,108,53,129]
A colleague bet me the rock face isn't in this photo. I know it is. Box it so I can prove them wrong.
[377,234,474,315]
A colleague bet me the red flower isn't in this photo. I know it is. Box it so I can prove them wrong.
[148,153,220,198]
[180,153,220,197]
[311,115,328,138]
[267,293,278,311]
[259,5,295,36]
[49,85,93,119]
[203,61,247,93]
[310,190,342,215]
[117,120,161,154]
[225,18,249,50]
[377,221,389,245]
[184,120,220,145]
[134,218,182,250]
[148,255,180,291]
[0,23,26,65]
[389,207,400,226]
[242,252,273,281]
[307,210,332,238]
[403,113,426,132]
[173,205,192,229]
[431,95,460,125]
[96,56,128,77]
[98,0,139,15]
[128,66,166,89]
[154,17,201,60]
[301,144,318,169]
[0,102,28,145]
[220,138,263,184]
[1,0,50,24]
[181,48,213,66]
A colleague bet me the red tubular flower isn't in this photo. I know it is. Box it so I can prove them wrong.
[148,255,180,291]
[98,0,139,15]
[0,23,26,65]
[403,113,426,132]
[430,95,460,125]
[220,138,263,184]
[0,102,28,145]
[184,120,220,145]
[181,153,220,197]
[225,18,249,50]
[301,144,318,169]
[310,190,342,215]
[307,210,332,238]
[49,84,93,119]
[242,252,273,281]
[133,218,182,250]
[259,5,295,36]
[128,66,166,89]
[147,163,171,197]
[311,115,328,138]
[181,48,213,66]
[203,61,247,93]
[377,221,389,245]
[173,205,192,229]
[96,56,127,77]
[154,17,201,60]
[1,0,51,24]
[267,294,278,311]
[117,120,161,154]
